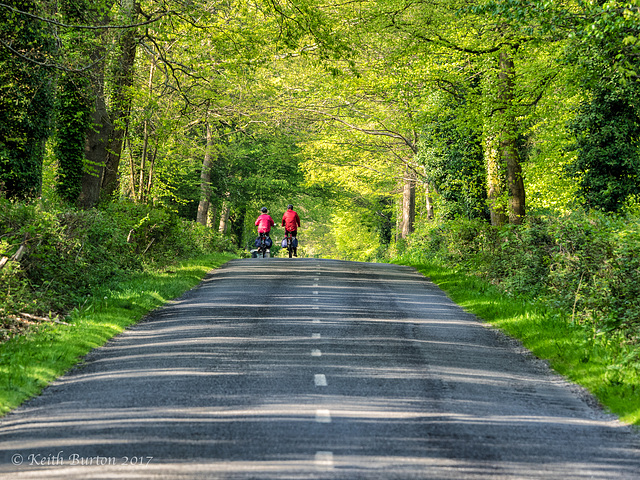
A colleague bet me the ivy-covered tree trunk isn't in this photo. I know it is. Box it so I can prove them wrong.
[0,0,54,199]
[55,0,114,208]
[498,51,525,224]
[78,92,113,209]
[484,50,525,226]
[55,74,92,204]
[76,2,114,209]
[102,0,140,198]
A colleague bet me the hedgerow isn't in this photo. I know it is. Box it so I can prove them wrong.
[0,197,236,340]
[401,210,640,342]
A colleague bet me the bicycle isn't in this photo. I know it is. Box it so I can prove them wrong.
[281,231,298,258]
[283,231,294,258]
[256,232,271,258]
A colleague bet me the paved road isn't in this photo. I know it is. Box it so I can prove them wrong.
[0,258,638,479]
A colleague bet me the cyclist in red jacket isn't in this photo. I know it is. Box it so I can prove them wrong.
[255,207,275,234]
[281,204,301,256]
[254,207,275,257]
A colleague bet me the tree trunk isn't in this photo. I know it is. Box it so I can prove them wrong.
[485,133,508,226]
[497,50,525,224]
[73,0,133,208]
[425,183,434,220]
[102,0,139,198]
[137,61,155,203]
[401,166,416,238]
[219,199,231,234]
[138,119,148,202]
[127,136,137,199]
[197,121,214,226]
[77,5,112,209]
[78,88,112,209]
[145,141,157,200]
[208,203,218,228]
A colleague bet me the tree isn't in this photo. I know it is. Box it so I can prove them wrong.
[262,0,575,226]
[54,73,92,203]
[102,0,140,198]
[0,0,54,199]
[267,36,428,239]
[562,1,640,211]
[472,0,640,213]
[420,115,488,221]
[568,84,640,212]
[53,0,107,206]
[196,120,214,225]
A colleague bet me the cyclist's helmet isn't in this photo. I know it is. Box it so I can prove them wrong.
[261,207,268,213]
[287,204,293,210]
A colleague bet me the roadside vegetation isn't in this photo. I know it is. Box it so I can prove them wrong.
[0,198,236,334]
[0,196,237,414]
[0,250,235,416]
[394,210,640,426]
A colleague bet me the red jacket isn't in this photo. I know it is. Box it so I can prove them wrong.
[255,214,275,233]
[282,209,301,232]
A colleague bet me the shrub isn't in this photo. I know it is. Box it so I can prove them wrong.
[1,197,236,333]
[6,205,139,312]
[403,210,640,341]
[599,219,640,336]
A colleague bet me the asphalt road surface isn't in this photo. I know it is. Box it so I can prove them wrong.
[1,258,639,479]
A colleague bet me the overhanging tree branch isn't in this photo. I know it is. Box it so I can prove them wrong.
[0,38,105,72]
[298,107,418,153]
[0,2,169,30]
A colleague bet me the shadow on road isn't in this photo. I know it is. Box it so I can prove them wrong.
[1,259,638,479]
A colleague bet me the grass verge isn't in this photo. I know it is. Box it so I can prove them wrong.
[400,260,640,427]
[0,252,236,416]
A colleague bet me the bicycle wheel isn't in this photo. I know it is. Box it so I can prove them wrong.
[285,236,293,258]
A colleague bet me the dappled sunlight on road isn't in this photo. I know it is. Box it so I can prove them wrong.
[1,259,638,479]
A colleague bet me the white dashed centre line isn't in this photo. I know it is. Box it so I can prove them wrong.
[315,409,332,423]
[311,349,322,357]
[315,451,334,468]
[314,374,328,387]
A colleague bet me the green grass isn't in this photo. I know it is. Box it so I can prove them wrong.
[401,260,640,427]
[0,252,236,416]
